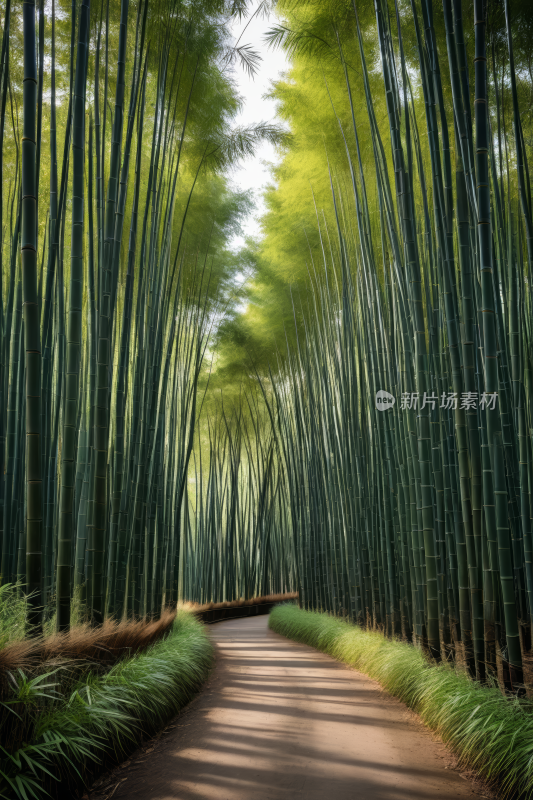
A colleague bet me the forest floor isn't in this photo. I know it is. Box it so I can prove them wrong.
[87,615,495,800]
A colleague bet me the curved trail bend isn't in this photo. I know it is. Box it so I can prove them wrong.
[104,616,485,800]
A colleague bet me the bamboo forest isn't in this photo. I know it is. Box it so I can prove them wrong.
[1,0,533,797]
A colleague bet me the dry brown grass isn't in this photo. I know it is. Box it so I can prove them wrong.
[0,595,295,681]
[42,609,176,663]
[0,638,42,676]
[0,610,177,684]
[182,592,298,614]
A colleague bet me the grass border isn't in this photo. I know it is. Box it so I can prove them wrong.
[0,610,213,800]
[269,604,533,799]
[185,593,298,624]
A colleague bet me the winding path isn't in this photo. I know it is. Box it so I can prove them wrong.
[104,616,486,800]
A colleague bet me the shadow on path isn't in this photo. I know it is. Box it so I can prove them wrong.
[97,615,486,800]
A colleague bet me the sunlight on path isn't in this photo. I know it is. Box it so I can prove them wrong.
[109,616,484,800]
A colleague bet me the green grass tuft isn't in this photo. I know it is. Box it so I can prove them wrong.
[0,583,29,646]
[269,604,533,799]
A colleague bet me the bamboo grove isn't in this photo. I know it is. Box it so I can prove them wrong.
[2,0,533,701]
[259,0,533,689]
[0,0,287,631]
[182,407,296,604]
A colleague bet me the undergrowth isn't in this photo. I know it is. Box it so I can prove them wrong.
[269,604,533,799]
[0,609,213,800]
[0,583,90,646]
[0,584,28,647]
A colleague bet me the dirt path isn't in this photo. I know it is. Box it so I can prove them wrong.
[94,616,489,800]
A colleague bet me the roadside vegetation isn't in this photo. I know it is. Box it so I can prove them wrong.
[270,604,533,799]
[0,603,212,799]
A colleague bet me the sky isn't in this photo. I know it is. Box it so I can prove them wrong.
[228,2,290,250]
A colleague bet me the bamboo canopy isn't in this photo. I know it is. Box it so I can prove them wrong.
[0,0,287,630]
[257,0,533,690]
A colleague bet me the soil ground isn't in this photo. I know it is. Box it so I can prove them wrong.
[88,615,494,800]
